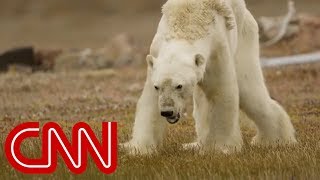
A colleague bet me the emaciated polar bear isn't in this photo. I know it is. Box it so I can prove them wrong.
[122,0,297,154]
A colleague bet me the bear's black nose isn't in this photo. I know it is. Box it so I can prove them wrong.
[161,111,174,117]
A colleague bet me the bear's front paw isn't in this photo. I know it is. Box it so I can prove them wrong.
[120,141,156,155]
[182,142,201,150]
[182,142,237,154]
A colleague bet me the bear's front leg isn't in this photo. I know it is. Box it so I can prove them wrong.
[121,79,167,155]
[185,44,243,154]
[192,85,243,154]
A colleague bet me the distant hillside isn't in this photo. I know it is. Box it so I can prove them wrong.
[0,0,166,16]
[0,0,319,17]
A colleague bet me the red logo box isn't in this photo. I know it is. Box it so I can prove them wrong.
[5,122,117,174]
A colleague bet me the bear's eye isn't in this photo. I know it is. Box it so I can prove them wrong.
[176,85,183,90]
[154,86,159,91]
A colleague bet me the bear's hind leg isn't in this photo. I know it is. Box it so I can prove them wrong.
[236,11,297,145]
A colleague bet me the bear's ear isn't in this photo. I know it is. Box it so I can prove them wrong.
[195,54,205,67]
[146,55,155,68]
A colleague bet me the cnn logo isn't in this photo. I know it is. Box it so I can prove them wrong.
[4,122,117,174]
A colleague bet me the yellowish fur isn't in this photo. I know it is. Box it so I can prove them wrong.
[162,0,235,41]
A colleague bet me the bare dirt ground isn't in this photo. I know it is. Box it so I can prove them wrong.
[0,62,319,179]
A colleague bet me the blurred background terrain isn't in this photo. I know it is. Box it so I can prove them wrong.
[0,0,319,50]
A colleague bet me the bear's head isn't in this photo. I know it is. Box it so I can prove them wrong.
[147,53,205,124]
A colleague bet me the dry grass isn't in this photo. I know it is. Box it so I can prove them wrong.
[0,63,320,179]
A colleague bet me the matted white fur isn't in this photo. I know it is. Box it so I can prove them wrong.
[122,0,297,155]
[162,0,235,41]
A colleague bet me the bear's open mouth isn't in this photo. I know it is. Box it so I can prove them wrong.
[166,113,180,124]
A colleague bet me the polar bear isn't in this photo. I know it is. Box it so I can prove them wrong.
[122,0,297,154]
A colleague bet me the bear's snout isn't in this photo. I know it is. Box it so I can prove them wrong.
[161,111,174,117]
[160,110,180,124]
